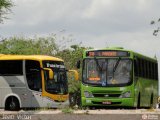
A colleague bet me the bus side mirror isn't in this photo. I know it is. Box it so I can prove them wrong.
[69,70,79,81]
[76,60,80,69]
[43,68,54,80]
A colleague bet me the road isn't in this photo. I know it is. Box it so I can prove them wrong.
[0,109,160,120]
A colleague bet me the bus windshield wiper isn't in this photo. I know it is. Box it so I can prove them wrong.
[112,57,121,80]
[94,57,102,71]
[113,57,121,73]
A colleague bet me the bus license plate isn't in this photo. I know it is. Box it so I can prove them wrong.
[102,101,112,105]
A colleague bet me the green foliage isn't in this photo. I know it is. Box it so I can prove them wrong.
[56,45,84,69]
[0,35,58,55]
[61,106,73,114]
[0,0,13,23]
[68,77,80,93]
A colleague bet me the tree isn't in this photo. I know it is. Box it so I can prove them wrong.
[151,18,160,36]
[0,35,58,55]
[0,0,13,23]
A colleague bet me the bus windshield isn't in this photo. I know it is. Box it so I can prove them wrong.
[83,58,132,86]
[43,61,68,94]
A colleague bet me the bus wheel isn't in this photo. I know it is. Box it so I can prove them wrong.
[5,97,20,111]
[137,94,141,109]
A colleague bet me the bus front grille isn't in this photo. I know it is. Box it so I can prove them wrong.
[93,93,121,98]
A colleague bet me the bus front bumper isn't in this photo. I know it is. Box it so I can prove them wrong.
[82,97,134,107]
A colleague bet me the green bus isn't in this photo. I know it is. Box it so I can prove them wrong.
[77,47,158,108]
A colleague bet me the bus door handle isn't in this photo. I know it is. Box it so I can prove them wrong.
[22,93,27,96]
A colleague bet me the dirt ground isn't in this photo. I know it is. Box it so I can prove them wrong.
[0,109,160,120]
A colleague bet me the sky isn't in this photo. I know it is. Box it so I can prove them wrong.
[0,0,160,55]
[0,0,160,89]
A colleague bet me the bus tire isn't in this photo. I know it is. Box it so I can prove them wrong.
[5,96,20,111]
[137,93,141,109]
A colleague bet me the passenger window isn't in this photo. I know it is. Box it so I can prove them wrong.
[134,59,138,76]
[146,61,149,78]
[155,63,158,80]
[0,60,23,76]
[138,58,142,77]
[25,60,42,91]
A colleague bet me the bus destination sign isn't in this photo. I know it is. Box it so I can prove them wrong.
[86,51,129,57]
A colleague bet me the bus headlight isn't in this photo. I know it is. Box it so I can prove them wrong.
[84,91,94,98]
[119,91,131,98]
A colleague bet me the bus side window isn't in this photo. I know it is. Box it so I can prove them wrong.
[145,60,148,79]
[25,60,42,91]
[155,63,158,80]
[137,58,141,77]
[139,58,143,77]
[141,59,145,78]
[134,59,138,76]
[152,63,154,80]
[0,60,23,76]
[149,61,151,79]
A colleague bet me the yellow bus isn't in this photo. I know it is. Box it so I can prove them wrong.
[0,54,78,110]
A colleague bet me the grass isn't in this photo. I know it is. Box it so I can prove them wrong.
[61,107,73,114]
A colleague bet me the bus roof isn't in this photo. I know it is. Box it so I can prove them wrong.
[0,54,63,62]
[85,47,130,52]
[84,47,157,62]
[132,51,157,62]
